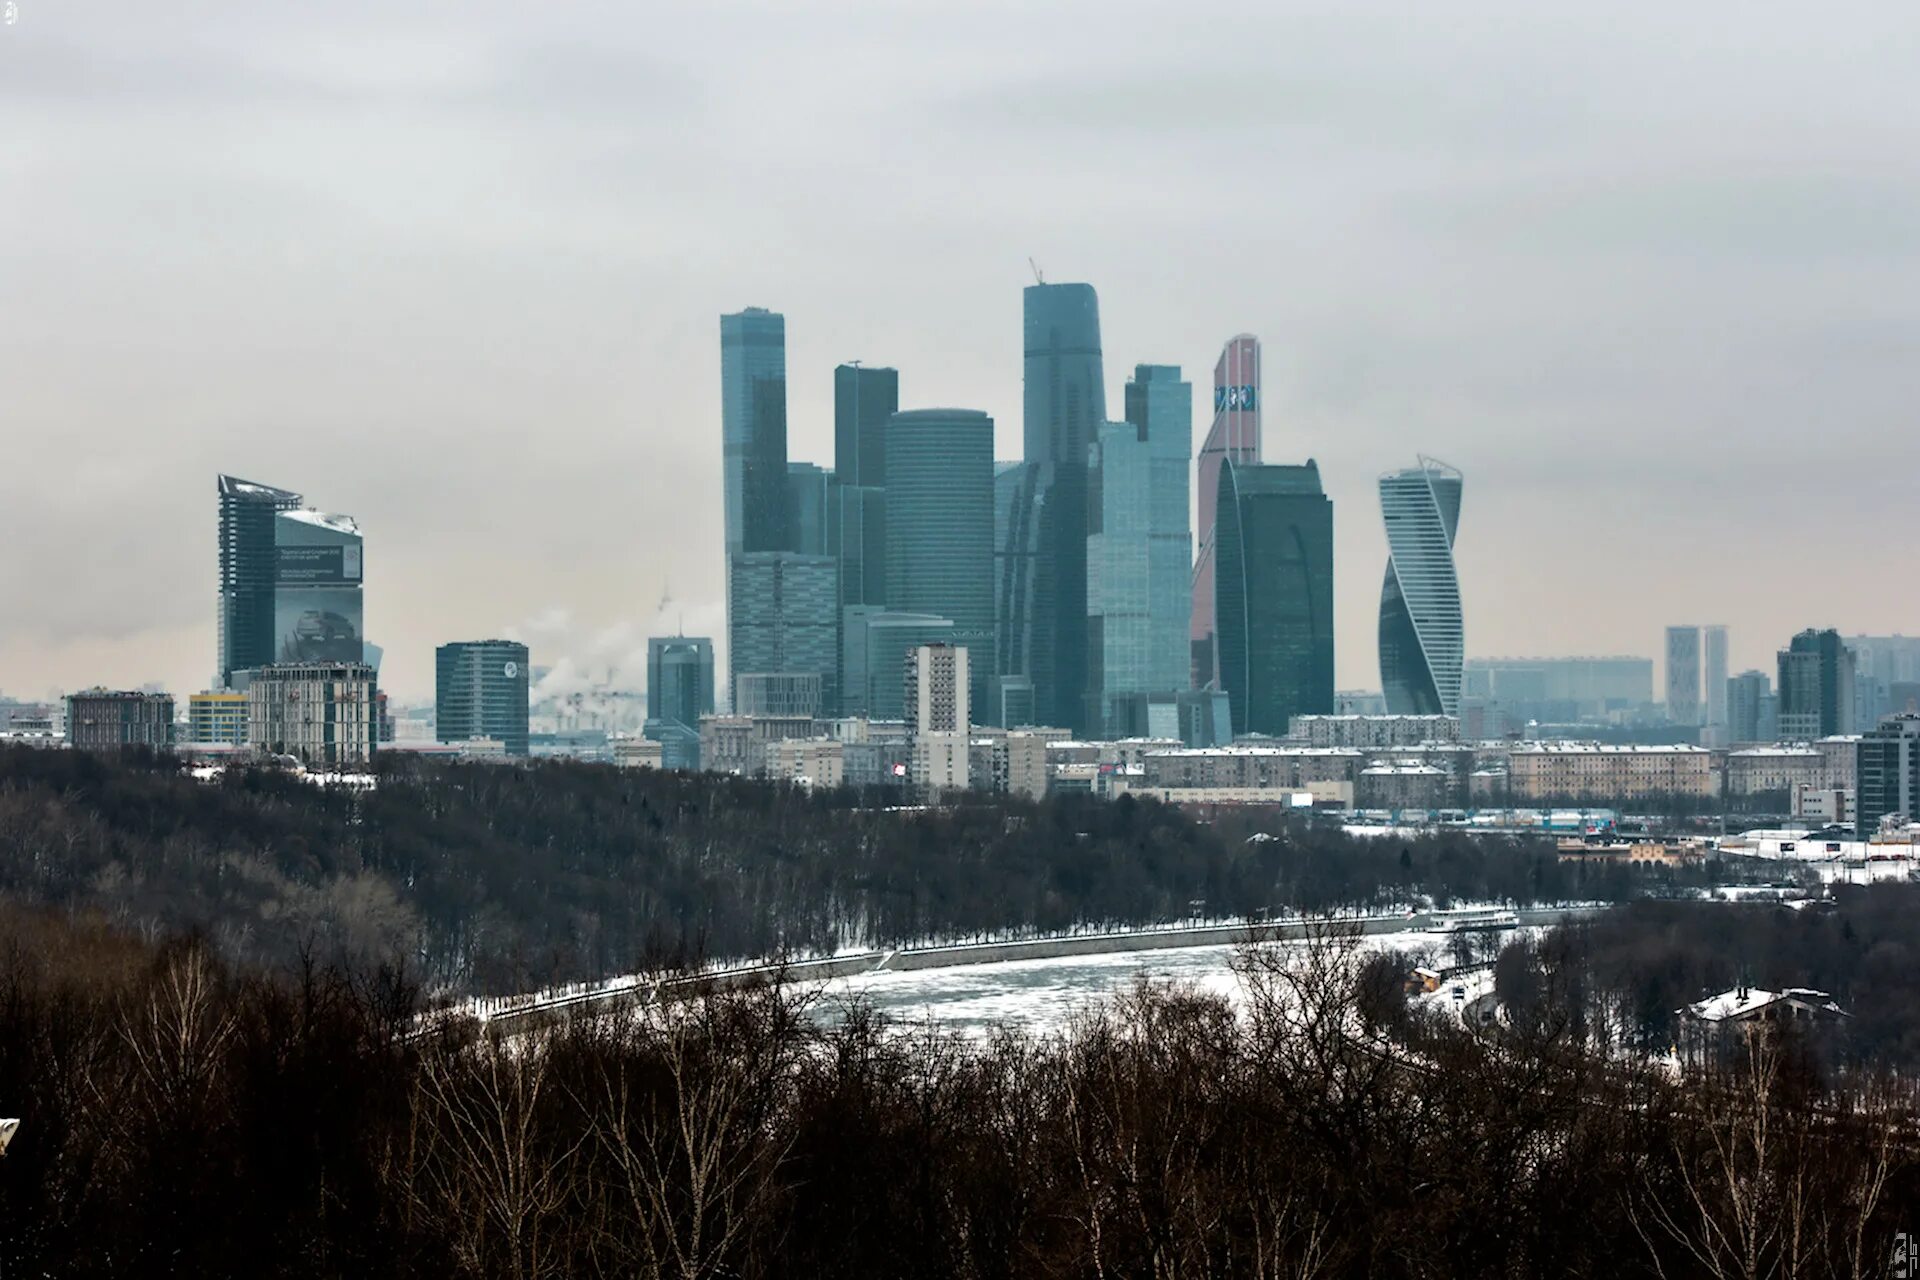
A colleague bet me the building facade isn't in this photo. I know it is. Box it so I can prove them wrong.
[720,307,790,557]
[734,672,824,718]
[1088,364,1192,738]
[1727,669,1775,743]
[245,662,377,766]
[1378,458,1464,717]
[786,462,831,556]
[765,736,845,789]
[436,640,531,756]
[1665,626,1703,726]
[1191,335,1261,691]
[841,608,955,720]
[187,690,248,745]
[274,508,364,667]
[885,409,995,717]
[1290,714,1460,748]
[728,552,838,713]
[1506,744,1715,803]
[65,689,174,752]
[1215,459,1334,738]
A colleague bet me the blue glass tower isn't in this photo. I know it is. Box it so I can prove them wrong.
[1088,364,1192,736]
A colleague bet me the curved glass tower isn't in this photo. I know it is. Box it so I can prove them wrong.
[1378,457,1464,716]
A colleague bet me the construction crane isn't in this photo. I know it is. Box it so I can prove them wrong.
[1029,257,1045,285]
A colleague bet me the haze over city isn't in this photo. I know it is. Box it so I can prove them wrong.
[5,0,1919,703]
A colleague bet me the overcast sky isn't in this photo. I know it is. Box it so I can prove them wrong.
[3,0,1917,705]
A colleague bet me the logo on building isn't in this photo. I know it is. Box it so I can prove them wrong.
[1213,385,1256,413]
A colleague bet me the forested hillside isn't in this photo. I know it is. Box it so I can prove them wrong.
[0,746,1725,992]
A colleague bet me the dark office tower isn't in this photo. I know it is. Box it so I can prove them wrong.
[787,463,831,556]
[835,363,900,487]
[1192,335,1261,690]
[1215,458,1334,738]
[1378,458,1465,717]
[832,363,900,616]
[643,636,713,770]
[720,308,791,556]
[217,475,302,688]
[436,640,531,756]
[647,636,715,727]
[1857,713,1920,835]
[993,460,1043,726]
[1777,628,1858,740]
[886,409,995,716]
[729,552,838,711]
[1019,282,1105,733]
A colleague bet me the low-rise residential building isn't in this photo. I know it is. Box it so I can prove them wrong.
[1676,987,1849,1072]
[187,690,248,745]
[1725,746,1824,799]
[697,713,817,776]
[65,689,175,752]
[1791,785,1854,824]
[765,736,844,788]
[843,740,911,788]
[1506,743,1715,803]
[968,730,1050,799]
[1290,714,1459,748]
[1356,764,1453,811]
[613,736,664,769]
[1142,746,1364,791]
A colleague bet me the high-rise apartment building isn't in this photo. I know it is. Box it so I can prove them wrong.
[906,642,970,792]
[728,552,838,712]
[1727,669,1775,743]
[1857,713,1920,835]
[1191,335,1261,690]
[1664,626,1702,725]
[1215,459,1334,738]
[65,689,175,752]
[1378,459,1464,717]
[1778,629,1857,740]
[1088,364,1192,737]
[1703,625,1729,729]
[885,409,995,718]
[246,662,377,766]
[1003,281,1106,734]
[436,640,531,756]
[217,475,302,687]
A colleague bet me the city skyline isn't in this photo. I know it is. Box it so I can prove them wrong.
[6,3,1920,703]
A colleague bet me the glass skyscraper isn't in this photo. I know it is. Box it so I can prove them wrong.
[728,552,838,712]
[885,409,995,717]
[787,462,831,556]
[1007,281,1105,734]
[1377,458,1465,717]
[645,635,714,769]
[1777,628,1857,740]
[720,308,790,557]
[832,364,899,614]
[217,475,302,688]
[436,640,531,756]
[841,607,956,720]
[1191,335,1261,691]
[1087,364,1192,737]
[1215,458,1334,738]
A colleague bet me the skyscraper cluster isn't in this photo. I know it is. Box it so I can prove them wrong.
[717,283,1369,747]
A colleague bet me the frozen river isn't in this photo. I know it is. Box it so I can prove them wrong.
[810,928,1450,1038]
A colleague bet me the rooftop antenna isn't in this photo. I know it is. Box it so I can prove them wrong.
[1028,257,1045,285]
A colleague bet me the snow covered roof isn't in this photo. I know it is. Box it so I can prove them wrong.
[1684,987,1847,1023]
[279,508,360,536]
